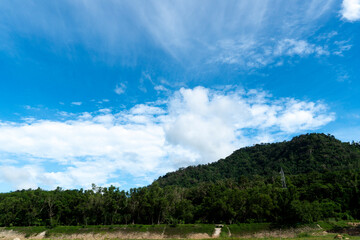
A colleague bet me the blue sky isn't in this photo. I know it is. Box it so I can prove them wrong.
[0,0,360,192]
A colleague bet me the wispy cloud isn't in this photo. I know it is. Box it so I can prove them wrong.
[341,0,360,21]
[274,39,329,56]
[71,102,82,106]
[333,40,353,56]
[114,83,126,95]
[132,0,335,61]
[0,0,338,66]
[0,86,335,190]
[154,85,169,93]
[211,37,351,69]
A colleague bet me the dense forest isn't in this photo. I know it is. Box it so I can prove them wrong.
[157,133,360,187]
[1,133,360,227]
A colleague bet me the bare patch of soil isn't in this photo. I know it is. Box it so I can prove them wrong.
[331,227,360,236]
[0,230,213,240]
[0,230,25,240]
[211,228,221,238]
[187,233,211,239]
[347,222,360,227]
[234,226,319,239]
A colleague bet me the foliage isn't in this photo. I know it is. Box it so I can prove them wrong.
[0,133,360,226]
[156,133,360,187]
[227,222,271,234]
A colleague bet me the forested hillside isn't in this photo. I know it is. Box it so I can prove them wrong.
[1,133,360,226]
[156,133,360,187]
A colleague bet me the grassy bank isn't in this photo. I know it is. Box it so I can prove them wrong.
[2,221,359,239]
[227,222,271,236]
[3,224,213,238]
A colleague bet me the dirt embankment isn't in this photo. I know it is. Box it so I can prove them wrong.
[0,230,211,240]
[232,226,326,239]
[329,228,360,237]
[0,230,25,240]
[4,224,359,239]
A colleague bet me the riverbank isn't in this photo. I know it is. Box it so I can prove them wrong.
[1,221,359,240]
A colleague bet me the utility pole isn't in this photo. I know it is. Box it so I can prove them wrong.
[280,167,287,189]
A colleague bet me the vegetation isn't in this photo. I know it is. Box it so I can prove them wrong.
[157,133,360,187]
[3,222,359,239]
[4,224,215,238]
[0,133,360,227]
[228,223,271,235]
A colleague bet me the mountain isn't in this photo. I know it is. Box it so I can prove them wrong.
[1,133,360,226]
[156,133,360,187]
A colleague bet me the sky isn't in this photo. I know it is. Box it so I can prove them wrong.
[0,0,360,192]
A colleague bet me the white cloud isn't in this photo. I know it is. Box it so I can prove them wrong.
[0,1,337,66]
[97,99,110,104]
[0,87,335,190]
[165,87,334,163]
[24,105,41,110]
[0,0,348,80]
[132,0,334,61]
[213,38,336,68]
[154,85,169,92]
[275,39,329,56]
[333,40,352,56]
[71,102,82,106]
[0,165,42,190]
[130,104,165,115]
[114,83,126,95]
[341,0,360,21]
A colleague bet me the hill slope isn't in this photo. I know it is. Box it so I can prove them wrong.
[1,133,360,226]
[156,133,360,187]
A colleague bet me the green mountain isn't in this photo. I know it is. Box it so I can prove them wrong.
[156,133,360,187]
[1,133,360,226]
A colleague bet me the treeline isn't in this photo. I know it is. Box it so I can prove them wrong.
[1,133,359,227]
[1,170,359,227]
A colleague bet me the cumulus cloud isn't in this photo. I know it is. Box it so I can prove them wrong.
[0,165,42,190]
[165,87,334,163]
[341,0,360,21]
[0,87,335,190]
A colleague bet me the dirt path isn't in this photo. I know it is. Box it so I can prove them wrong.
[226,226,231,237]
[161,226,167,238]
[212,228,222,238]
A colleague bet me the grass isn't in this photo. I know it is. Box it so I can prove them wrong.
[45,225,166,236]
[163,224,214,237]
[227,222,271,236]
[227,236,360,240]
[316,219,359,231]
[4,224,214,238]
[219,226,230,238]
[3,221,360,239]
[4,225,165,237]
[39,236,360,240]
[4,226,47,237]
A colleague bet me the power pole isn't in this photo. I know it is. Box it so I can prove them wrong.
[280,167,287,189]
